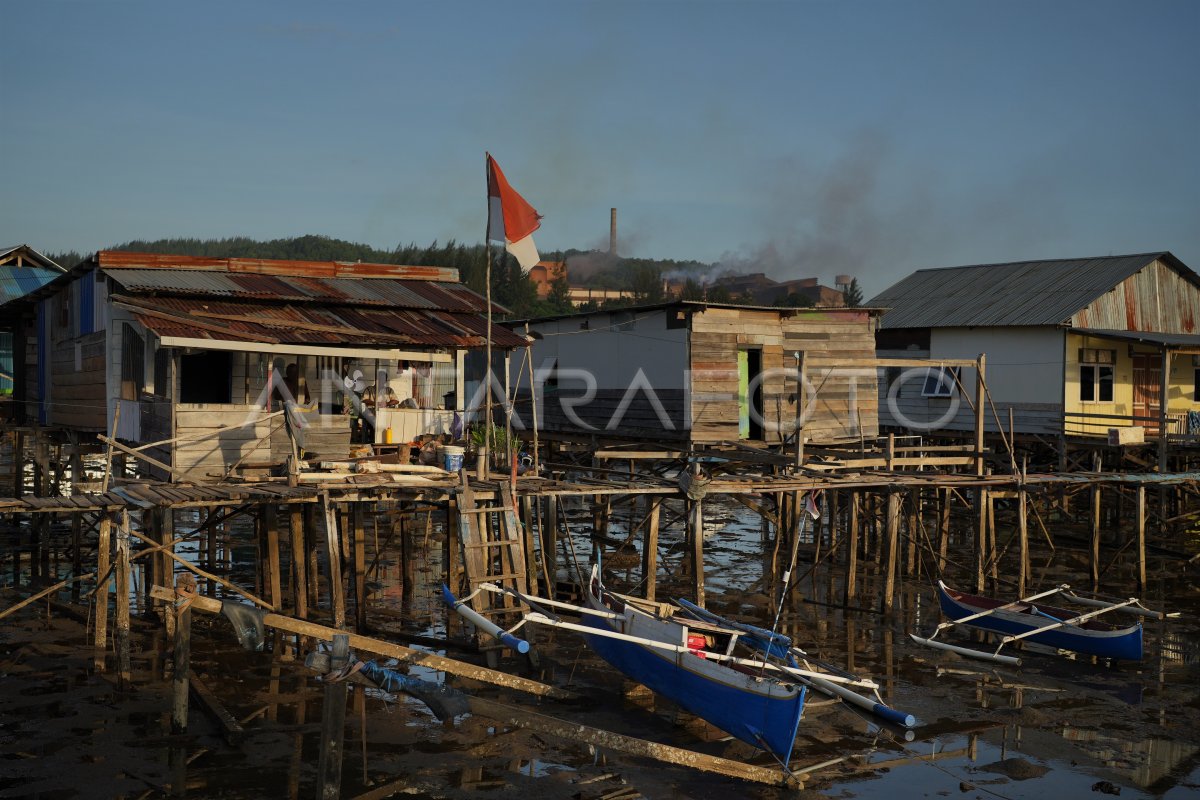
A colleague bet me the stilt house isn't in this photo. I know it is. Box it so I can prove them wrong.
[869,252,1200,443]
[0,251,527,479]
[508,301,881,446]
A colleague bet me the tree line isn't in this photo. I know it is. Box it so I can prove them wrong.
[44,235,863,318]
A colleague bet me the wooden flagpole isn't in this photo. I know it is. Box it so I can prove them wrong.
[484,153,494,475]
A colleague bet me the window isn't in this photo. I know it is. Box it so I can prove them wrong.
[921,366,959,398]
[1195,368,1200,401]
[153,348,171,398]
[1079,349,1115,403]
[179,351,232,403]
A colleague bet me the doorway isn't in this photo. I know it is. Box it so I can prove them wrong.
[738,348,763,440]
[1131,353,1162,433]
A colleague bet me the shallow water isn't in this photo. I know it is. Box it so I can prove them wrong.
[2,489,1199,799]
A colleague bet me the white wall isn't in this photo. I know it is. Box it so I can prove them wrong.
[930,326,1063,405]
[516,309,688,390]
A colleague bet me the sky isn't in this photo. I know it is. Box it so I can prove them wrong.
[3,0,1198,297]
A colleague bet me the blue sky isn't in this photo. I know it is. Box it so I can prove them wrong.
[3,1,1198,295]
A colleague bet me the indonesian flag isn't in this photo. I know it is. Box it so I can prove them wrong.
[486,153,542,272]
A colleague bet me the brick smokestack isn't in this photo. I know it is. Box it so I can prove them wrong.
[610,208,617,256]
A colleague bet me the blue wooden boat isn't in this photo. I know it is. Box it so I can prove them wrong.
[583,570,806,762]
[936,581,1143,661]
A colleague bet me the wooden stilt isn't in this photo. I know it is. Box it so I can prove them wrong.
[543,494,558,590]
[844,491,859,604]
[115,512,132,689]
[1136,484,1147,592]
[401,514,416,603]
[289,507,308,621]
[642,498,661,602]
[1091,484,1102,590]
[986,491,998,589]
[161,509,177,640]
[172,581,192,733]
[321,495,346,628]
[316,633,350,800]
[975,489,988,593]
[1017,486,1029,597]
[94,512,113,672]
[352,503,367,631]
[692,496,705,608]
[906,488,918,577]
[937,488,950,576]
[264,504,282,614]
[883,492,900,614]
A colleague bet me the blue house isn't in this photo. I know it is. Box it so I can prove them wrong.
[0,245,65,397]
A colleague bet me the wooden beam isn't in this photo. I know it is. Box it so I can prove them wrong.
[149,585,572,699]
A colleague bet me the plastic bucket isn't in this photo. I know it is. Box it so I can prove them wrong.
[443,445,464,473]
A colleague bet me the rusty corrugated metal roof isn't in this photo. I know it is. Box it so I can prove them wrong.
[122,295,529,349]
[96,250,459,281]
[869,253,1195,329]
[103,268,500,314]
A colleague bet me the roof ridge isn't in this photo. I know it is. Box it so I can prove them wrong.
[907,253,1161,275]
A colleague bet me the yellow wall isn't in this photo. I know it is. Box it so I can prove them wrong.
[1064,332,1200,436]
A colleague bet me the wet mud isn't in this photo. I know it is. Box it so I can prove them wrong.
[2,495,1199,799]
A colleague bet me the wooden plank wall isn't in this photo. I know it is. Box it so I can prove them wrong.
[173,405,276,479]
[49,331,106,430]
[689,307,879,445]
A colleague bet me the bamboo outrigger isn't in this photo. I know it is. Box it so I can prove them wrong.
[910,580,1168,665]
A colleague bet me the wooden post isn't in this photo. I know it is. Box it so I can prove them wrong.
[1091,483,1102,590]
[975,354,987,476]
[882,492,900,614]
[692,496,705,608]
[322,495,346,628]
[975,489,988,593]
[161,509,177,640]
[1136,484,1147,592]
[352,503,367,632]
[94,512,113,672]
[115,512,132,689]
[543,494,558,590]
[986,491,998,589]
[289,507,309,620]
[937,488,950,576]
[906,488,919,576]
[1017,486,1029,598]
[264,504,283,615]
[401,514,416,603]
[70,448,84,601]
[172,580,192,733]
[844,491,859,604]
[885,432,895,471]
[642,498,661,602]
[12,430,23,498]
[316,633,350,800]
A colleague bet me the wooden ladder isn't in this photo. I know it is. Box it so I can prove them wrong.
[455,473,530,664]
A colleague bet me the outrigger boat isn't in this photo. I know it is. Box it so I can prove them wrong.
[910,580,1164,665]
[444,567,914,765]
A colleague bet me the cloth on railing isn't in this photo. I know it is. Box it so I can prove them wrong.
[1188,410,1200,435]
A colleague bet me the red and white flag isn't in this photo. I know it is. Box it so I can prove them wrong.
[486,153,542,271]
[803,491,822,520]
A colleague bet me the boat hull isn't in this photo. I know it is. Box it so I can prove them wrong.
[583,587,805,760]
[937,584,1142,661]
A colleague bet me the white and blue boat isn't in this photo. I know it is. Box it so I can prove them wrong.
[925,580,1144,662]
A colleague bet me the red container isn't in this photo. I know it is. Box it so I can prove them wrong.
[687,633,708,658]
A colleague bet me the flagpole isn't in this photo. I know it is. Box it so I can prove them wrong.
[483,153,494,478]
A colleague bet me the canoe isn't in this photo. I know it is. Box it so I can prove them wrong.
[582,569,806,761]
[937,581,1143,661]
